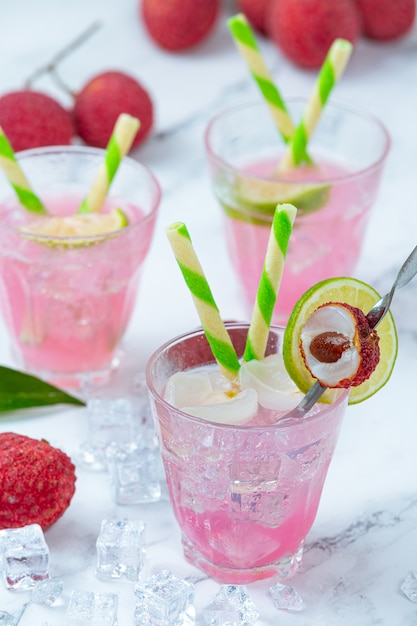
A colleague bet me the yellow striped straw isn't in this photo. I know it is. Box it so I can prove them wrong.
[78,113,140,214]
[279,39,353,171]
[166,222,241,383]
[244,204,297,361]
[228,13,295,144]
[0,127,47,214]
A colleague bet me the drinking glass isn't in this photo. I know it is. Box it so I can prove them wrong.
[147,322,349,584]
[0,146,161,387]
[205,99,390,323]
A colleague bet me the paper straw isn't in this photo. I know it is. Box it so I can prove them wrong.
[228,13,295,144]
[166,222,241,382]
[279,39,353,171]
[243,203,297,362]
[0,127,47,214]
[78,113,140,214]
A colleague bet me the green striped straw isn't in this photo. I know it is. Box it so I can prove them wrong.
[228,13,295,144]
[78,113,140,214]
[0,127,47,214]
[279,39,353,171]
[166,222,241,383]
[243,203,297,362]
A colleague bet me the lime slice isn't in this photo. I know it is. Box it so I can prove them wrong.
[282,277,398,405]
[19,208,128,247]
[221,175,330,225]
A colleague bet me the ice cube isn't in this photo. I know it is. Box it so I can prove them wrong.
[0,612,16,626]
[77,398,135,470]
[106,442,163,504]
[133,569,195,626]
[96,518,146,582]
[270,581,304,612]
[212,586,259,625]
[31,578,64,605]
[66,590,118,625]
[0,524,49,590]
[400,571,417,603]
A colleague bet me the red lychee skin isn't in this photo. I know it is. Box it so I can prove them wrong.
[140,0,220,51]
[267,0,362,69]
[0,90,75,152]
[0,432,76,531]
[353,0,415,40]
[73,71,153,150]
[301,302,380,388]
[237,0,274,35]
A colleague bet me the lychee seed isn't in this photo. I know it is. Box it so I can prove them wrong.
[309,331,351,364]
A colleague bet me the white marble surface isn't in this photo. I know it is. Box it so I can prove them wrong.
[1,0,417,623]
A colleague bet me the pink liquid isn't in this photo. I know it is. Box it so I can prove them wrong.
[0,193,156,383]
[152,357,346,583]
[223,157,383,323]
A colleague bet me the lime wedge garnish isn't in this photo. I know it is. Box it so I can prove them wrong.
[221,175,330,224]
[282,277,398,405]
[19,208,128,247]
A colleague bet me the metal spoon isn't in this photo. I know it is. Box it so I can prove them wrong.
[284,245,417,419]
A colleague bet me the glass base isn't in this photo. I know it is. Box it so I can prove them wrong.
[12,346,123,395]
[182,535,304,584]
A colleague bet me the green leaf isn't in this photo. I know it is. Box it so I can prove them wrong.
[0,366,86,413]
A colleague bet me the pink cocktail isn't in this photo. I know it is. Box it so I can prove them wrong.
[147,323,348,584]
[0,146,161,386]
[205,99,390,323]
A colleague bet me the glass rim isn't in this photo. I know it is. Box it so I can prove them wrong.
[204,97,391,185]
[146,321,349,432]
[0,145,162,242]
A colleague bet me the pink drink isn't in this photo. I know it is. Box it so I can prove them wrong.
[0,147,160,385]
[224,156,380,322]
[205,99,390,324]
[147,323,348,583]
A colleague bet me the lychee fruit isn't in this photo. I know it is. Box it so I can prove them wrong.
[140,0,220,51]
[237,0,274,35]
[300,302,380,388]
[353,0,415,40]
[0,432,76,530]
[0,90,75,152]
[268,0,362,69]
[73,71,153,150]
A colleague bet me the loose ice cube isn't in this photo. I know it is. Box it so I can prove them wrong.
[133,569,195,626]
[270,581,304,611]
[239,354,302,410]
[212,586,259,625]
[96,518,146,582]
[31,578,64,605]
[0,524,49,590]
[400,571,417,603]
[66,590,118,625]
[107,442,163,504]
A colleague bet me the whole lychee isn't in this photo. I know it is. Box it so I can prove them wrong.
[140,0,220,51]
[0,90,75,152]
[73,71,153,150]
[237,0,273,35]
[353,0,415,40]
[268,0,362,69]
[0,432,76,530]
[300,302,380,388]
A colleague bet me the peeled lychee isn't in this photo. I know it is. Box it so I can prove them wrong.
[300,302,380,388]
[73,71,153,150]
[0,90,75,152]
[268,0,362,69]
[140,0,220,51]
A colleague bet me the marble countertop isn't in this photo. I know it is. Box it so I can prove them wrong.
[1,0,417,623]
